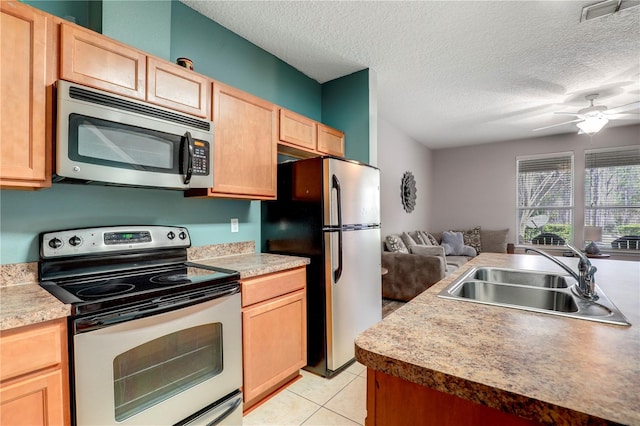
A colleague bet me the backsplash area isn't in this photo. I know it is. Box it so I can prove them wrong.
[0,241,256,287]
[0,184,259,265]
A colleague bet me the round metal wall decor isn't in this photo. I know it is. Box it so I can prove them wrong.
[401,171,417,213]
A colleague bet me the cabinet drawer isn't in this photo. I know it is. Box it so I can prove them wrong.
[0,320,64,382]
[241,267,306,307]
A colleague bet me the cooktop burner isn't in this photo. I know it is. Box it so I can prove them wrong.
[150,273,190,284]
[76,283,136,298]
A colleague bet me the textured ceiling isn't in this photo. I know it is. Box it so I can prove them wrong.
[181,0,640,149]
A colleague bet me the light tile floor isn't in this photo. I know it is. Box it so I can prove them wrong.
[243,362,367,425]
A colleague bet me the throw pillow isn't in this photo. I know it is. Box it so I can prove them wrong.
[409,231,427,245]
[453,227,482,253]
[441,231,465,255]
[385,235,409,253]
[401,232,418,248]
[480,229,509,253]
[418,231,435,246]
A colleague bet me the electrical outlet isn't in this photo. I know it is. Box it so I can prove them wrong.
[231,218,239,233]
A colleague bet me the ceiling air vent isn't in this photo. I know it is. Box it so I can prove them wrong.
[581,0,640,22]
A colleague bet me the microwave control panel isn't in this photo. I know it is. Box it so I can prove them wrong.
[192,140,210,175]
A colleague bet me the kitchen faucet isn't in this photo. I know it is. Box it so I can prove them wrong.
[525,244,598,300]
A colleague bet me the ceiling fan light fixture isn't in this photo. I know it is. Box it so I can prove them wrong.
[576,116,609,134]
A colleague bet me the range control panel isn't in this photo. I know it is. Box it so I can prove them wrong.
[40,225,191,258]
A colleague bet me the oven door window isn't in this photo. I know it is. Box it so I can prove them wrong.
[68,114,180,172]
[113,323,223,422]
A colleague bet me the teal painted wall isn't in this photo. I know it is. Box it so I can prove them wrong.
[0,185,258,264]
[322,70,370,163]
[1,0,325,264]
[169,2,321,119]
[102,0,171,59]
[24,0,101,32]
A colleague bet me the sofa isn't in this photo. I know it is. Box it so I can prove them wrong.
[382,228,512,302]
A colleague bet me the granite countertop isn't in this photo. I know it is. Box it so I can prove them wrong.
[355,253,640,425]
[1,247,309,331]
[192,253,310,279]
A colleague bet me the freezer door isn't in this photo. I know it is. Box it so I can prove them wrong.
[325,227,382,372]
[324,158,380,227]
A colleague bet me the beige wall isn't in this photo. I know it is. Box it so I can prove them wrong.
[378,118,433,239]
[430,124,640,246]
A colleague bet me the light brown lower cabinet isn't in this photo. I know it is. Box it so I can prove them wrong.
[241,267,307,410]
[365,369,537,426]
[0,319,70,426]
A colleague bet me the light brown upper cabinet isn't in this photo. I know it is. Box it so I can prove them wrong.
[60,22,147,100]
[146,57,211,118]
[317,123,345,157]
[1,1,52,189]
[277,108,346,159]
[279,108,317,154]
[187,82,277,200]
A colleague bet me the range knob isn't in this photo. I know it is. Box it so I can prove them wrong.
[69,235,82,246]
[48,238,63,249]
[179,231,187,240]
[167,231,175,240]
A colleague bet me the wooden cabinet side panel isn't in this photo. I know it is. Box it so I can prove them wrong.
[0,2,49,187]
[60,23,146,99]
[241,267,306,307]
[211,83,277,198]
[242,289,306,404]
[279,109,316,150]
[146,57,211,118]
[369,369,537,426]
[0,369,67,426]
[317,124,345,157]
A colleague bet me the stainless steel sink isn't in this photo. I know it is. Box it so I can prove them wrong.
[438,267,630,326]
[470,267,570,288]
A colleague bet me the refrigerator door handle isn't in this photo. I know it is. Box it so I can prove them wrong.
[332,174,343,284]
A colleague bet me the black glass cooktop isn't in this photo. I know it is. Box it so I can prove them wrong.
[40,263,239,316]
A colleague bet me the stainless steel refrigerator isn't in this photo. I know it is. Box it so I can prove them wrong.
[261,156,382,377]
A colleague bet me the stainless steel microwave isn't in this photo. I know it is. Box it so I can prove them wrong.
[55,80,214,190]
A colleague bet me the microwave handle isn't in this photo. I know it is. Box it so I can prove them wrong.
[181,131,194,185]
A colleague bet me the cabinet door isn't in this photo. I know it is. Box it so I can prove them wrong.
[208,82,277,199]
[242,289,306,405]
[146,57,211,118]
[279,108,317,152]
[60,22,146,99]
[0,319,69,426]
[0,369,67,426]
[0,2,50,189]
[317,124,345,157]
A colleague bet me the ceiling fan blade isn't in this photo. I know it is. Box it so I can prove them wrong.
[605,101,640,115]
[605,113,640,120]
[553,112,582,116]
[533,119,583,131]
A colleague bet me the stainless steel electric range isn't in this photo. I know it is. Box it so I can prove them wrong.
[39,225,243,426]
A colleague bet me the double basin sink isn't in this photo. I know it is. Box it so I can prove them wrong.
[438,267,630,326]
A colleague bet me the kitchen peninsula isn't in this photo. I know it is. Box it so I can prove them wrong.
[355,253,639,425]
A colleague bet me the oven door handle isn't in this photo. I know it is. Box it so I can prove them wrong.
[74,284,239,333]
[174,391,242,426]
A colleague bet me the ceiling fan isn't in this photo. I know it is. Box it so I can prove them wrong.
[533,94,640,135]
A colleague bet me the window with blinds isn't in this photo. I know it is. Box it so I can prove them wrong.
[517,153,574,245]
[585,146,640,249]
